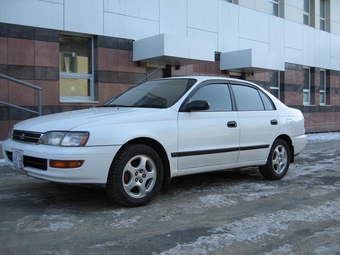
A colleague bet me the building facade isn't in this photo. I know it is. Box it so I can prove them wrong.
[0,0,340,140]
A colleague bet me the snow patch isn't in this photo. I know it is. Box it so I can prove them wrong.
[155,199,340,255]
[307,132,340,143]
[198,194,237,208]
[102,209,126,217]
[110,215,141,228]
[16,214,75,232]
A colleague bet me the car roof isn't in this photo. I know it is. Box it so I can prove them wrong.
[157,76,252,83]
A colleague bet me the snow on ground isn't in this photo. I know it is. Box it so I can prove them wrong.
[306,132,340,143]
[154,199,340,255]
[16,213,76,232]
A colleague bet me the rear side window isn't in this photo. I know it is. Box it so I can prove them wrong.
[190,83,232,111]
[259,90,275,110]
[231,84,266,111]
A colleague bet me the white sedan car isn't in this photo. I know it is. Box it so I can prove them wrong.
[2,76,307,206]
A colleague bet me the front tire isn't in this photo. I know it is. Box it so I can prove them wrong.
[259,138,290,180]
[106,144,163,207]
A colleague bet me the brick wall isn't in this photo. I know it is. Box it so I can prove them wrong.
[0,23,60,139]
[0,23,145,140]
[282,64,340,133]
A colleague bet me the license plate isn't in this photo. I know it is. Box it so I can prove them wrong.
[12,149,26,174]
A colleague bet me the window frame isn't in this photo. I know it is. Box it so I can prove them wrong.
[303,67,311,105]
[59,33,95,102]
[320,0,326,31]
[303,0,310,25]
[319,69,326,105]
[269,71,280,100]
[269,0,279,17]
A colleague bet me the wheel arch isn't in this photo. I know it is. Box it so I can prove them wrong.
[275,134,294,163]
[114,137,171,185]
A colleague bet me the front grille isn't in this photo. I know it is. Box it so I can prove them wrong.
[6,151,47,171]
[12,130,42,144]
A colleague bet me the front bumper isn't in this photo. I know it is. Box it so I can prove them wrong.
[2,139,120,184]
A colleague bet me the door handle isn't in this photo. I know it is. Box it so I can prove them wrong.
[271,119,278,125]
[227,121,237,128]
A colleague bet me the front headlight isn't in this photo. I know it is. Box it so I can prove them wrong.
[60,132,89,146]
[39,132,89,146]
[8,129,13,139]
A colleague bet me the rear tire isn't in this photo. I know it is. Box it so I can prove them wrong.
[106,144,163,207]
[259,138,290,180]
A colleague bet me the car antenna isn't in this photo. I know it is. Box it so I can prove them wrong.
[135,63,167,85]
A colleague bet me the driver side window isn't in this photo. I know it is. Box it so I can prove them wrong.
[191,84,232,112]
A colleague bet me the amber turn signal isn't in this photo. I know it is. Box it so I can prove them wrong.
[49,160,84,168]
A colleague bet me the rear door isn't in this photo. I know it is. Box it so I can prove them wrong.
[176,83,239,170]
[231,84,279,163]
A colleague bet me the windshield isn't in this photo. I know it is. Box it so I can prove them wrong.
[103,78,196,108]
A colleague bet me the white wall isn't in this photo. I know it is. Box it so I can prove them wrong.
[160,0,187,36]
[65,0,104,35]
[284,0,303,24]
[330,0,340,36]
[218,1,239,52]
[0,0,64,30]
[238,6,270,51]
[238,0,268,13]
[104,0,159,39]
[0,0,339,71]
[186,0,219,49]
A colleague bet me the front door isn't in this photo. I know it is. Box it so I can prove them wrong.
[177,83,240,170]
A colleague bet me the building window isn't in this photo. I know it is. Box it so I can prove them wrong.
[269,0,279,17]
[303,0,310,25]
[303,68,311,105]
[320,0,326,31]
[320,70,326,105]
[59,34,94,101]
[270,71,280,99]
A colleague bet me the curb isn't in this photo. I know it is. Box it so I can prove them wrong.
[0,141,4,165]
[0,158,6,167]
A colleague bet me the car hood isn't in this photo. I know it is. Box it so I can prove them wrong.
[13,107,171,132]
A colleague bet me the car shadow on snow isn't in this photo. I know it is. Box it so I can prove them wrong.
[168,167,263,185]
[160,167,265,195]
[2,166,267,211]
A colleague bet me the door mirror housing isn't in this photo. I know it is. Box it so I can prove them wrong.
[182,100,210,112]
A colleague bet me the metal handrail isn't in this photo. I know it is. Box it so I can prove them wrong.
[0,73,42,116]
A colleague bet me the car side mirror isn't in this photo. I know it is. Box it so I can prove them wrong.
[182,100,210,112]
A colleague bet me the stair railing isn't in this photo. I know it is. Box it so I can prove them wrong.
[0,73,42,116]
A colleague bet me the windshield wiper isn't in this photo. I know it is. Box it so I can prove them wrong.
[99,104,131,107]
[136,104,167,108]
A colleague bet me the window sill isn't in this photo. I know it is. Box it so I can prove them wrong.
[303,104,331,107]
[60,100,99,104]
